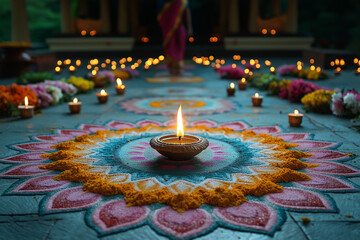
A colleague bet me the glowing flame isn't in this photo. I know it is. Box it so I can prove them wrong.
[177,105,184,138]
[73,98,78,104]
[100,89,107,96]
[241,78,246,83]
[255,93,259,98]
[117,78,122,86]
[24,96,28,107]
[270,66,275,72]
[230,83,235,89]
[294,109,299,115]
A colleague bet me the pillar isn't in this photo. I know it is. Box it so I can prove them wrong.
[117,0,128,34]
[100,0,111,34]
[228,0,240,34]
[271,0,282,16]
[286,0,298,33]
[248,0,260,33]
[11,0,30,42]
[60,0,72,34]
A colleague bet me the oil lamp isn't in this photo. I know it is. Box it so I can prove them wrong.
[97,89,108,104]
[288,109,303,127]
[227,82,235,96]
[18,96,34,118]
[251,93,263,107]
[150,105,209,160]
[238,78,247,90]
[68,98,82,114]
[115,78,126,95]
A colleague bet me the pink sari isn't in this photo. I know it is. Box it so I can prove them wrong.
[158,0,187,69]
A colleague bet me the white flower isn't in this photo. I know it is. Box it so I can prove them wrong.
[343,93,359,114]
[332,92,342,102]
[46,85,63,104]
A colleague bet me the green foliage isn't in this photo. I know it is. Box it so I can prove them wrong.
[17,72,54,85]
[250,74,280,90]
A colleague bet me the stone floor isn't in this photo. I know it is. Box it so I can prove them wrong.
[0,57,360,240]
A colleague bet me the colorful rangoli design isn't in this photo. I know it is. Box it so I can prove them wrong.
[1,120,359,239]
[120,97,235,115]
[146,87,207,96]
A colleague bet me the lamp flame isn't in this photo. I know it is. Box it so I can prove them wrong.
[230,82,235,89]
[100,89,106,95]
[255,93,259,97]
[177,105,184,138]
[73,98,78,104]
[294,109,299,115]
[24,96,28,107]
[241,78,246,83]
[117,78,122,86]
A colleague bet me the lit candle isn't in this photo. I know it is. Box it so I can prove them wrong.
[69,65,76,74]
[251,92,263,107]
[270,66,276,74]
[334,67,341,76]
[18,96,34,118]
[227,82,235,96]
[55,66,61,74]
[115,78,126,95]
[96,89,108,104]
[355,67,360,76]
[149,105,209,160]
[68,98,82,114]
[238,78,247,90]
[288,109,304,127]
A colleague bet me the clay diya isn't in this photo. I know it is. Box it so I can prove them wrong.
[334,67,341,76]
[68,98,81,114]
[115,78,126,95]
[270,66,276,75]
[238,78,247,90]
[354,68,360,76]
[150,105,209,160]
[227,82,235,96]
[18,96,34,119]
[288,109,304,127]
[251,92,263,107]
[97,89,108,104]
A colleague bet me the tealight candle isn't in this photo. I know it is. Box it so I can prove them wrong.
[334,67,341,76]
[97,89,108,104]
[270,66,276,74]
[69,65,76,74]
[18,96,34,119]
[55,66,61,74]
[238,78,247,90]
[150,105,209,160]
[68,98,82,114]
[227,82,235,96]
[115,78,126,95]
[251,93,263,107]
[354,67,360,76]
[288,109,303,127]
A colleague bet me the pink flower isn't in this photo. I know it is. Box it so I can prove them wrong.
[278,65,297,76]
[217,65,246,79]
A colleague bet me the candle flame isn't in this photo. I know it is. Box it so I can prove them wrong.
[177,105,184,138]
[117,78,122,86]
[100,89,106,96]
[294,109,299,115]
[255,93,259,97]
[270,66,275,72]
[24,96,28,107]
[230,82,235,89]
[73,98,78,104]
[241,78,246,83]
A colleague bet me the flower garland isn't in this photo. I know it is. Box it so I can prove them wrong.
[217,65,246,79]
[67,76,94,93]
[278,64,329,80]
[0,84,38,116]
[301,89,337,114]
[17,72,54,85]
[331,90,360,118]
[250,74,280,90]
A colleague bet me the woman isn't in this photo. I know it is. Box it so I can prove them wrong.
[157,0,192,75]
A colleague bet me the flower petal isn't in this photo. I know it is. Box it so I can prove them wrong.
[307,161,360,176]
[303,150,349,161]
[266,187,333,211]
[190,120,217,128]
[57,129,90,136]
[0,163,51,177]
[295,173,357,191]
[137,120,162,127]
[214,201,278,232]
[248,126,281,134]
[46,187,101,211]
[106,121,136,130]
[33,135,73,142]
[79,124,109,133]
[294,141,339,150]
[152,207,213,239]
[12,142,55,152]
[12,175,70,193]
[92,199,149,232]
[219,121,249,130]
[0,152,47,163]
[274,133,311,141]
